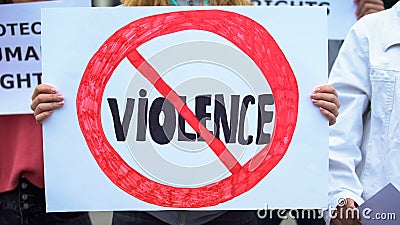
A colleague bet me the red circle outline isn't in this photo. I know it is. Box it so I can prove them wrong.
[77,10,298,208]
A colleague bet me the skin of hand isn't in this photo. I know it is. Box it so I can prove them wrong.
[354,0,385,19]
[30,84,64,124]
[330,198,361,225]
[310,85,340,126]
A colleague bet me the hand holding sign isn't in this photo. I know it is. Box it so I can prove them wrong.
[310,85,340,126]
[30,84,64,123]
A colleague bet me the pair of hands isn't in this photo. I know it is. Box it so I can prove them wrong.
[355,0,385,19]
[30,84,340,125]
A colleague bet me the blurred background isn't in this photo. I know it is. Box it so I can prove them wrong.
[92,0,121,6]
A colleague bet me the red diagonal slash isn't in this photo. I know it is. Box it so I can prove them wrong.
[127,49,242,174]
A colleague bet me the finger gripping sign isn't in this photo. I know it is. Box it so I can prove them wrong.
[77,10,298,208]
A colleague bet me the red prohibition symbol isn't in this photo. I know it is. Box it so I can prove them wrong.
[77,10,298,208]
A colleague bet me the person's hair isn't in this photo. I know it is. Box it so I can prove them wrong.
[121,0,252,6]
[0,0,13,4]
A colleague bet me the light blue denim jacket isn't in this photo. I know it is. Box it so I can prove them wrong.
[328,1,400,211]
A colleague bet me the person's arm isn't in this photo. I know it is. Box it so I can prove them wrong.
[328,18,371,224]
[354,0,385,19]
[30,84,64,123]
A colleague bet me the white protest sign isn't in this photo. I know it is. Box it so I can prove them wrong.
[0,0,91,115]
[41,6,328,211]
[251,0,357,39]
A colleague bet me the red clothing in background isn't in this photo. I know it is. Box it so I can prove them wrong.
[0,114,44,192]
